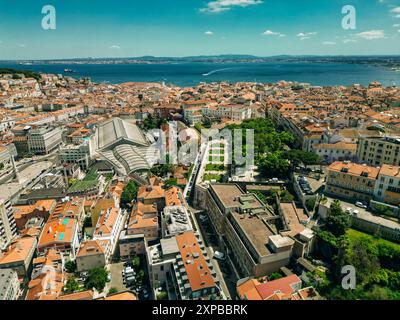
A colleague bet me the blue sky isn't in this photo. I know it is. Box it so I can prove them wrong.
[0,0,399,59]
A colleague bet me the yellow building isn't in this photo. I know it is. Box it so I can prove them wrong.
[326,161,379,202]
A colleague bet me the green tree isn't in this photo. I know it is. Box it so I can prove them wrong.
[364,285,389,300]
[136,270,145,285]
[258,152,290,178]
[64,277,80,294]
[285,149,320,167]
[83,216,92,228]
[143,115,167,130]
[269,273,283,281]
[108,287,118,295]
[85,267,108,292]
[132,256,141,271]
[156,291,168,300]
[121,180,139,207]
[326,200,351,238]
[65,260,77,273]
[150,164,175,178]
[346,239,380,284]
[305,197,317,211]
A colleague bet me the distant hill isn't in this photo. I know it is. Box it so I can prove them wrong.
[0,68,41,81]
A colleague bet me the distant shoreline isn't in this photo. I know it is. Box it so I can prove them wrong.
[1,60,399,87]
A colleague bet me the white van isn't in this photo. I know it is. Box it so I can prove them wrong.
[214,251,226,261]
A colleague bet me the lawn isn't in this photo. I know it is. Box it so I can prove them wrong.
[68,168,99,192]
[83,169,99,181]
[208,156,225,162]
[205,164,225,171]
[203,174,223,182]
[210,149,224,155]
[347,228,400,250]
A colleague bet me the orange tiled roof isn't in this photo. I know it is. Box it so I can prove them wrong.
[328,161,379,179]
[76,240,107,258]
[175,231,217,293]
[38,218,78,248]
[0,236,36,265]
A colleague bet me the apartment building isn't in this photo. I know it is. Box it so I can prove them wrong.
[59,143,92,170]
[205,184,294,278]
[119,232,146,259]
[137,180,166,211]
[357,136,400,167]
[201,104,252,122]
[326,161,379,202]
[127,202,159,241]
[172,231,220,300]
[374,164,400,206]
[351,210,400,243]
[13,199,57,230]
[0,236,37,277]
[76,240,110,272]
[183,102,252,126]
[237,274,320,300]
[26,249,65,300]
[92,206,124,257]
[312,141,357,163]
[37,217,80,257]
[0,198,17,250]
[0,268,20,300]
[28,127,62,155]
[162,205,193,238]
[147,231,220,300]
[89,198,117,227]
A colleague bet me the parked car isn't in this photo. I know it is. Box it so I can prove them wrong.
[199,214,208,222]
[346,207,353,214]
[214,251,226,261]
[355,201,367,209]
[126,276,135,284]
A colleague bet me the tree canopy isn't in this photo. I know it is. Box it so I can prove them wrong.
[121,180,139,207]
[85,267,108,292]
[284,149,320,167]
[64,277,80,294]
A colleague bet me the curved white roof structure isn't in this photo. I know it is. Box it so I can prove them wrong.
[92,118,158,176]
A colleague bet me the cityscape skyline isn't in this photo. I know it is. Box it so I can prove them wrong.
[0,0,400,60]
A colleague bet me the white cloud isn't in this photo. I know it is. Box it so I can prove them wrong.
[297,32,317,37]
[297,32,317,40]
[204,31,214,36]
[343,39,357,43]
[322,41,336,45]
[110,45,121,49]
[355,30,385,40]
[200,0,263,13]
[19,44,26,48]
[262,30,284,37]
[391,7,400,14]
[393,24,400,27]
